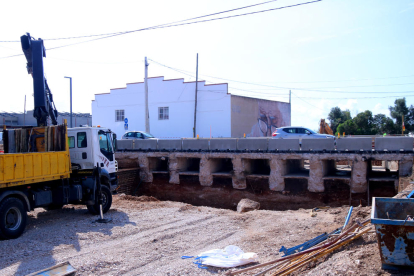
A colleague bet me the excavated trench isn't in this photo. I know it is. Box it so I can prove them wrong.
[116,152,412,211]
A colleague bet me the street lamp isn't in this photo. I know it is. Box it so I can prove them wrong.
[64,76,72,128]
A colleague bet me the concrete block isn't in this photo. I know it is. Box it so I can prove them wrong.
[210,139,237,151]
[336,137,372,151]
[133,139,157,150]
[375,137,414,151]
[158,139,182,151]
[237,138,268,151]
[117,139,133,150]
[301,138,335,151]
[182,139,209,151]
[268,139,300,151]
[351,161,368,193]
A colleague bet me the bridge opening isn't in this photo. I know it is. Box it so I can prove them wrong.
[369,160,399,180]
[148,157,169,173]
[285,159,309,177]
[177,157,200,174]
[324,160,352,178]
[243,158,270,176]
[210,158,233,174]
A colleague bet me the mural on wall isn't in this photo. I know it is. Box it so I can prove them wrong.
[248,100,290,137]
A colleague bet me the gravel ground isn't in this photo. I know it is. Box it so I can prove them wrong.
[0,195,410,276]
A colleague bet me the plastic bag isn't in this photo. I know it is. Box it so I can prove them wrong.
[196,245,258,268]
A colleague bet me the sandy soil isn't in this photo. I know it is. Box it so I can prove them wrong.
[0,195,410,276]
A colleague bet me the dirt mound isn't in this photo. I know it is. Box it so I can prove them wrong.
[178,204,199,212]
[121,195,159,202]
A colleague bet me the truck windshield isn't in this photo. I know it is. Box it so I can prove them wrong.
[98,131,114,161]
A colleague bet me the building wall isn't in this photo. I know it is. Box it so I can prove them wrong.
[0,111,91,127]
[92,77,231,138]
[231,96,291,137]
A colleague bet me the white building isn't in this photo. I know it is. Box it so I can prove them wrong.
[92,77,291,138]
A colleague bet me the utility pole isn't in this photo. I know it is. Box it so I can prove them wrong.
[289,90,292,125]
[24,95,26,127]
[193,53,199,138]
[64,76,73,128]
[144,57,150,133]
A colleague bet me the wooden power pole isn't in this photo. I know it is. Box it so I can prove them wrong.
[193,53,199,138]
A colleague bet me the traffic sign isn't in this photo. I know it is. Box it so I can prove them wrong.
[124,118,128,124]
[124,123,128,130]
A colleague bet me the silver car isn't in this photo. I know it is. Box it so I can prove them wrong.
[272,126,335,139]
[122,131,155,140]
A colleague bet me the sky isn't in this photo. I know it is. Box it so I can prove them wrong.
[1,0,413,131]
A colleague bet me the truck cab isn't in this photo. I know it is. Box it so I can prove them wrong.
[68,126,118,192]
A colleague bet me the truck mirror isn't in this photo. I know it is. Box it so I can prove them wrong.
[113,133,117,152]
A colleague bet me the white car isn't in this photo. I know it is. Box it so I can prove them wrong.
[121,131,155,140]
[272,126,335,139]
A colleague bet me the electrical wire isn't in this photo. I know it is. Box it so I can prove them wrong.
[150,58,414,94]
[0,0,281,42]
[0,0,322,59]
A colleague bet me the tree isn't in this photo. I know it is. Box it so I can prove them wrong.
[389,98,409,132]
[327,107,352,134]
[372,114,396,135]
[337,119,357,135]
[353,110,375,135]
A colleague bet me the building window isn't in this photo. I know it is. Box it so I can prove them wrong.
[115,110,125,122]
[158,107,169,120]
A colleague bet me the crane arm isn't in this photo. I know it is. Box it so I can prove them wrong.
[21,33,58,126]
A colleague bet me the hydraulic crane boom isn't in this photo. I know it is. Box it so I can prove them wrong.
[20,33,58,126]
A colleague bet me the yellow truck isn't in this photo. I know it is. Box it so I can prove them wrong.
[0,33,118,240]
[0,122,118,239]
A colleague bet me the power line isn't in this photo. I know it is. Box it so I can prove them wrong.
[1,0,282,43]
[291,92,324,110]
[291,94,414,100]
[149,58,414,95]
[0,0,280,43]
[0,0,322,59]
[260,74,414,84]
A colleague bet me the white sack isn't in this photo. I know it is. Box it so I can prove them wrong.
[197,245,258,268]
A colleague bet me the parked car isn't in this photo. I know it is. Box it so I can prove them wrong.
[272,126,335,139]
[122,131,155,140]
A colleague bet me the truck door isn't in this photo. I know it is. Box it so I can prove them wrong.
[69,130,93,170]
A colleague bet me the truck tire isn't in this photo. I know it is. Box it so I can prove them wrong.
[0,197,27,240]
[87,185,112,215]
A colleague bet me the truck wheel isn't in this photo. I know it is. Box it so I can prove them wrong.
[87,185,112,215]
[0,197,27,240]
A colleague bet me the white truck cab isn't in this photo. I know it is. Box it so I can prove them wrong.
[68,126,118,191]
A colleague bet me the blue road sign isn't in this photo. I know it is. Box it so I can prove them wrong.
[124,118,128,124]
[124,123,128,130]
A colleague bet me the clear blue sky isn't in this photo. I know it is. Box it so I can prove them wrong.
[1,0,413,130]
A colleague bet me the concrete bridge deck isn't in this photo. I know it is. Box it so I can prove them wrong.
[116,151,414,194]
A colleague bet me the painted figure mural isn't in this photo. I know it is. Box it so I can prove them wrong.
[248,100,290,137]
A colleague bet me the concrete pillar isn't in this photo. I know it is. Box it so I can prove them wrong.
[137,154,153,182]
[398,159,413,192]
[199,156,213,186]
[308,158,325,192]
[232,157,246,189]
[351,160,368,193]
[269,158,286,191]
[168,156,180,184]
[399,159,413,177]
